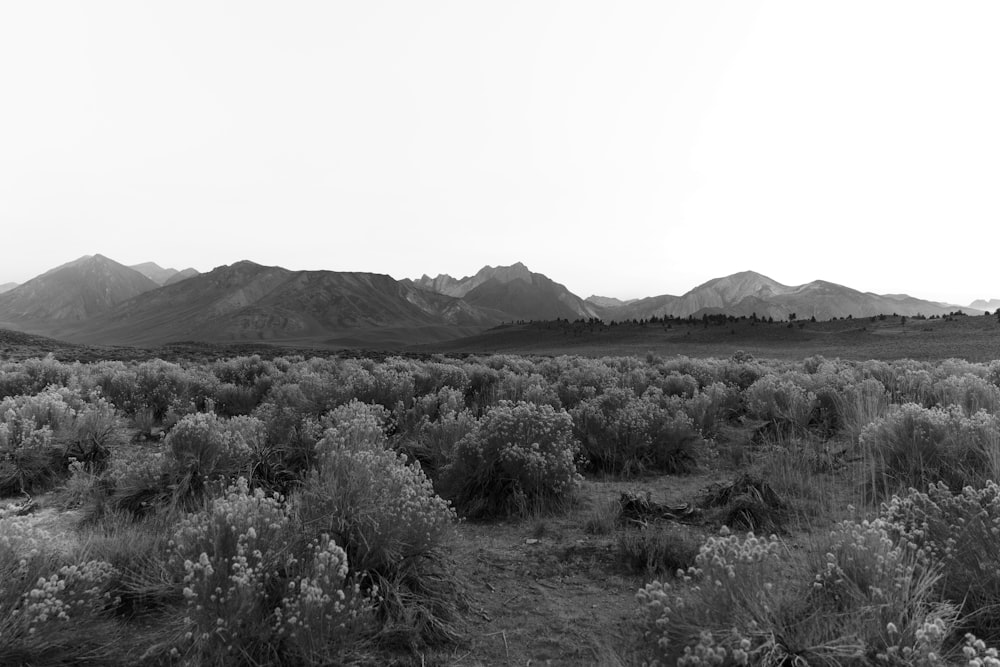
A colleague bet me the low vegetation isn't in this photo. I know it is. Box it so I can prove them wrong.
[3,350,1000,664]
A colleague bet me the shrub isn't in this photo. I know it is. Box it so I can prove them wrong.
[683,382,737,437]
[164,412,266,504]
[617,523,701,575]
[806,517,957,663]
[860,404,1000,497]
[834,378,890,446]
[408,407,479,477]
[745,374,817,434]
[0,387,95,496]
[882,482,1000,640]
[273,534,374,665]
[572,388,702,476]
[0,517,125,665]
[441,400,581,518]
[295,444,461,646]
[932,373,1000,415]
[170,478,303,663]
[316,399,390,454]
[583,498,620,535]
[635,523,957,666]
[635,529,785,665]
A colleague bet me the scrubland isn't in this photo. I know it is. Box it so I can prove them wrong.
[3,351,1000,665]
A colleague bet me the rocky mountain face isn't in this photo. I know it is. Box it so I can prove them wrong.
[0,255,159,327]
[412,262,601,321]
[0,282,17,294]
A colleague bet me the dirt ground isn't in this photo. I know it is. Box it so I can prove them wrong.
[418,471,734,667]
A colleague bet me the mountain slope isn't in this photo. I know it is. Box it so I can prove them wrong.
[0,282,17,294]
[971,299,1000,312]
[130,262,179,285]
[165,268,200,285]
[603,271,978,321]
[0,255,159,328]
[413,263,600,321]
[67,261,495,347]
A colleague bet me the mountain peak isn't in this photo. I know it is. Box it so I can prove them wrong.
[0,254,158,323]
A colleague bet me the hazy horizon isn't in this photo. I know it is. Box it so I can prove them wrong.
[2,2,998,305]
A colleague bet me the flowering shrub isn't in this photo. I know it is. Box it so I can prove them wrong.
[0,356,74,399]
[295,444,461,646]
[169,478,294,661]
[636,529,784,665]
[0,516,125,664]
[316,399,390,454]
[18,560,118,629]
[496,372,562,409]
[0,387,102,495]
[882,482,1000,640]
[441,400,581,517]
[297,445,455,573]
[165,412,268,502]
[273,534,374,665]
[635,522,959,666]
[88,359,213,421]
[808,517,956,661]
[834,378,890,445]
[655,372,699,399]
[744,374,817,433]
[540,356,619,409]
[932,373,1000,415]
[684,382,737,437]
[572,388,702,476]
[860,404,1000,496]
[410,407,479,476]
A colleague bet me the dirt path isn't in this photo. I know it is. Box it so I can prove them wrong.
[427,474,731,666]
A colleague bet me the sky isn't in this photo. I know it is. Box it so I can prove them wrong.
[1,1,998,305]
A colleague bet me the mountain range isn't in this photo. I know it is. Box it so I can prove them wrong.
[129,262,201,286]
[0,255,989,349]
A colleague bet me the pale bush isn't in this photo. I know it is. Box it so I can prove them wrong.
[297,443,456,573]
[636,529,785,665]
[165,412,268,501]
[572,388,702,476]
[835,378,891,446]
[932,374,1000,415]
[883,482,1000,640]
[442,400,581,517]
[860,404,1000,497]
[745,374,817,433]
[294,444,461,645]
[169,477,294,661]
[273,534,373,665]
[316,399,390,454]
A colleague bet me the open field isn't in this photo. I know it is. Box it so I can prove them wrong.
[4,335,1000,665]
[418,313,1000,362]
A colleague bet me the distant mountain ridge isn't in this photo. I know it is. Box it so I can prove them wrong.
[22,260,492,347]
[130,262,201,286]
[0,257,986,349]
[0,255,158,327]
[411,262,601,321]
[599,270,977,321]
[970,299,1000,312]
[0,282,17,294]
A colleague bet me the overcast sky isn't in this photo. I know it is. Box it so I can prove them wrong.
[1,1,997,305]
